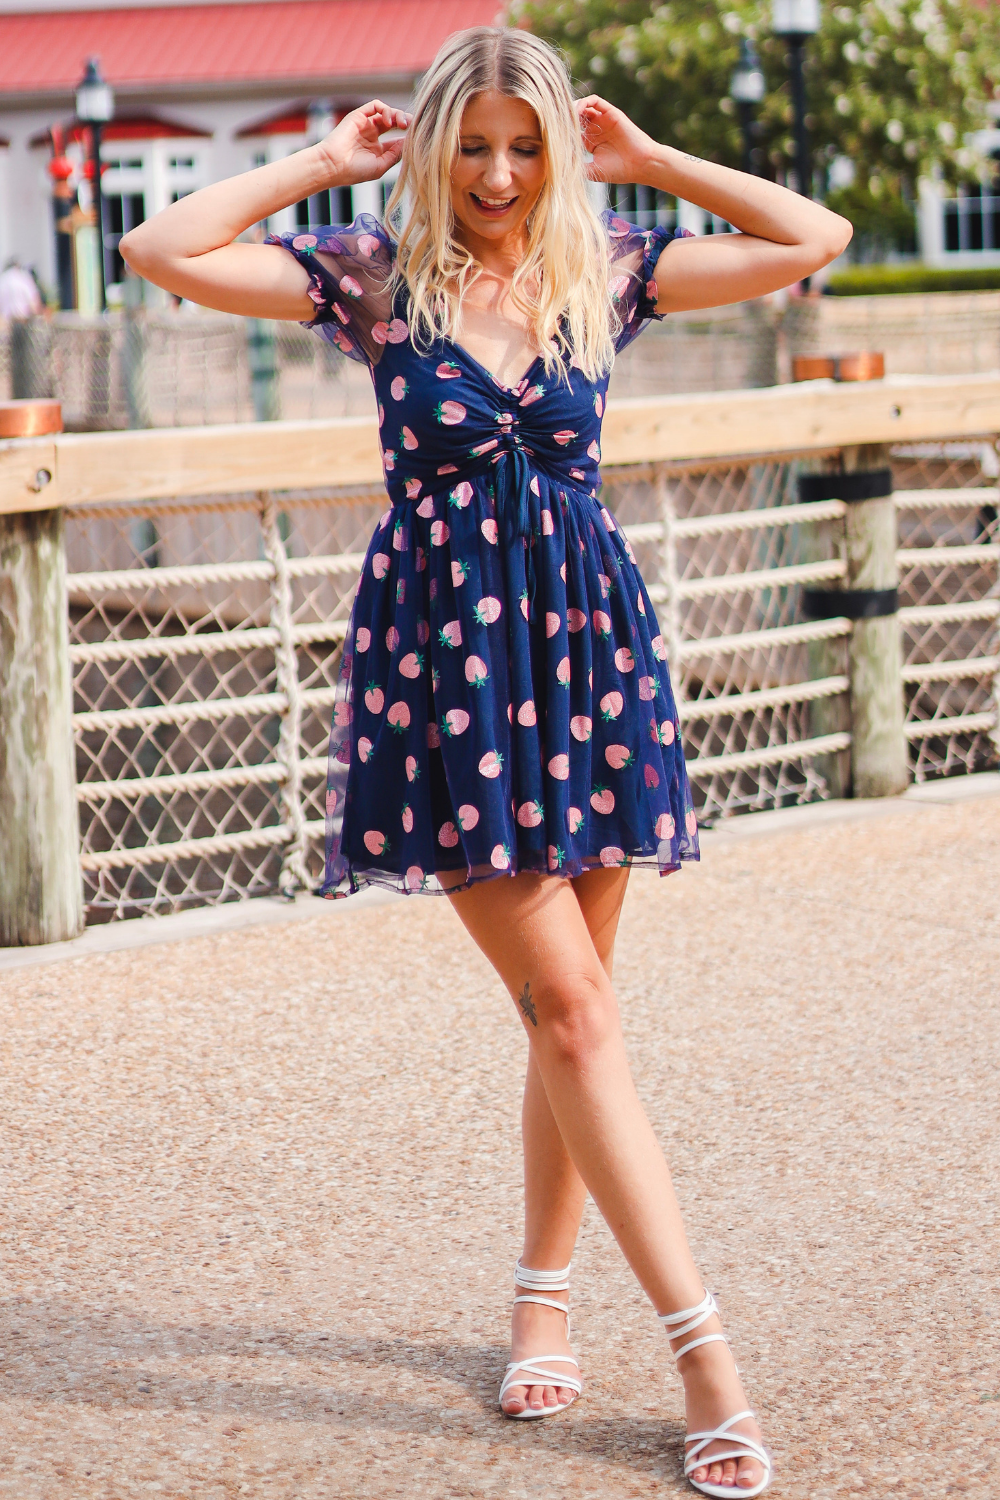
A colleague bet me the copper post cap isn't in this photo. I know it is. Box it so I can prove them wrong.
[0,399,64,438]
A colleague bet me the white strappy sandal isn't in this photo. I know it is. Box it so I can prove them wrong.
[498,1259,582,1420]
[659,1290,771,1498]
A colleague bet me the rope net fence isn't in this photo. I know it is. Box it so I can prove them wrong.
[65,439,999,921]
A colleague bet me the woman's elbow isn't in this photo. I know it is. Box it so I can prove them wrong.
[818,212,853,265]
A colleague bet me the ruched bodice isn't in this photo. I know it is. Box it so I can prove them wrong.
[271,212,699,897]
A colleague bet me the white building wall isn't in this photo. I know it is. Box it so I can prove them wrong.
[0,88,411,297]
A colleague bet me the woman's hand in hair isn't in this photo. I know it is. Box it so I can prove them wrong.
[577,96,654,186]
[120,99,410,319]
[314,101,411,187]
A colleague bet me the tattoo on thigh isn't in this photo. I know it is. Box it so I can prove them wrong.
[517,982,537,1027]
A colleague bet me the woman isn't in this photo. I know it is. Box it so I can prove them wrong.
[122,25,849,1496]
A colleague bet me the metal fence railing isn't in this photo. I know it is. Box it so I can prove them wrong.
[61,439,999,921]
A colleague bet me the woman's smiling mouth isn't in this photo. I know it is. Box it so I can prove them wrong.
[470,193,519,215]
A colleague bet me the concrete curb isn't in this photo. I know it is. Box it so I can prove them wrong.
[2,770,997,975]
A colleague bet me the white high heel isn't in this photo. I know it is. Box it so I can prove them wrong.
[659,1290,771,1498]
[498,1259,582,1420]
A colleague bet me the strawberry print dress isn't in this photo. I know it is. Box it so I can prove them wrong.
[271,210,699,896]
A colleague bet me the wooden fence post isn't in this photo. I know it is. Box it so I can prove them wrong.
[801,444,909,799]
[0,400,83,945]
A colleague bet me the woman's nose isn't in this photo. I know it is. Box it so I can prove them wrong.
[482,153,514,192]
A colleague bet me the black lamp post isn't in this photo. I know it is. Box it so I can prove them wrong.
[75,56,115,311]
[773,0,819,197]
[729,38,765,176]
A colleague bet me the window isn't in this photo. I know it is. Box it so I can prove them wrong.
[103,190,145,287]
[293,185,354,227]
[169,156,196,170]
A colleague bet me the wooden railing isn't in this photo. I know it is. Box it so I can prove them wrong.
[2,373,998,944]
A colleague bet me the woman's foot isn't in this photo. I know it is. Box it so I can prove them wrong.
[500,1280,581,1415]
[666,1313,767,1491]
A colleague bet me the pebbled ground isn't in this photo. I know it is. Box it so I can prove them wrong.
[1,785,998,1499]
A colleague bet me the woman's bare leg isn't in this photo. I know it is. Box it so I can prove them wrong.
[448,870,764,1490]
[499,867,630,1415]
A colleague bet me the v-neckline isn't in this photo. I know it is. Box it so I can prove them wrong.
[448,338,545,394]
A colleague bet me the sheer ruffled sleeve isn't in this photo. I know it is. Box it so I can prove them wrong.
[267,212,400,367]
[604,209,693,355]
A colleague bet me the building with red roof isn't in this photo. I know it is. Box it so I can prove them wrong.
[0,0,501,301]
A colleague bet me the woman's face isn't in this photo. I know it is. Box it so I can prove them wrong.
[450,90,547,248]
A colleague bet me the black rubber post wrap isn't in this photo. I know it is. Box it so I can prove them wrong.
[802,587,899,621]
[797,469,894,504]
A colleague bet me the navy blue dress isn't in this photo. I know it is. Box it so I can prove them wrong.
[272,210,699,897]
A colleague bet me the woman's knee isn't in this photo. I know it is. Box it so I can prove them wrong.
[528,970,620,1070]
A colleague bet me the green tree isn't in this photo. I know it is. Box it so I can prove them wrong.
[511,0,1000,247]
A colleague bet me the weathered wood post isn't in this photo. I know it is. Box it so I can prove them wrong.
[801,446,909,799]
[0,399,83,945]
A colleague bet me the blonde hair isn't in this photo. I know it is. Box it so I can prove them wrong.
[383,26,616,383]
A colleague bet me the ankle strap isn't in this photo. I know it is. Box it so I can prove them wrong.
[514,1258,571,1292]
[657,1289,728,1362]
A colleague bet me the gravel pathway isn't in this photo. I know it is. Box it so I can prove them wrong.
[1,788,998,1499]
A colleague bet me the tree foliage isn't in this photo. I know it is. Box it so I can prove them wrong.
[510,0,1000,199]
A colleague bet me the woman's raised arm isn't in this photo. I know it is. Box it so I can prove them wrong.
[579,96,852,313]
[120,101,410,320]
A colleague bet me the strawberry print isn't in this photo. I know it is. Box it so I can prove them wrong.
[435,400,467,425]
[474,595,502,625]
[442,708,470,737]
[274,210,698,895]
[465,656,489,686]
[517,800,543,828]
[479,750,504,779]
[606,745,635,770]
[591,786,615,815]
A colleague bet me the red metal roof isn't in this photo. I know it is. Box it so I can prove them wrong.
[0,0,502,99]
[29,113,213,148]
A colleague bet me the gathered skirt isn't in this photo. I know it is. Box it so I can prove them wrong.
[320,471,699,896]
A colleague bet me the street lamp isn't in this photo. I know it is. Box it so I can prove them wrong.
[730,38,765,176]
[772,0,819,198]
[76,56,114,311]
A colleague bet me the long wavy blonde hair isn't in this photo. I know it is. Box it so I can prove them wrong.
[383,26,616,383]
